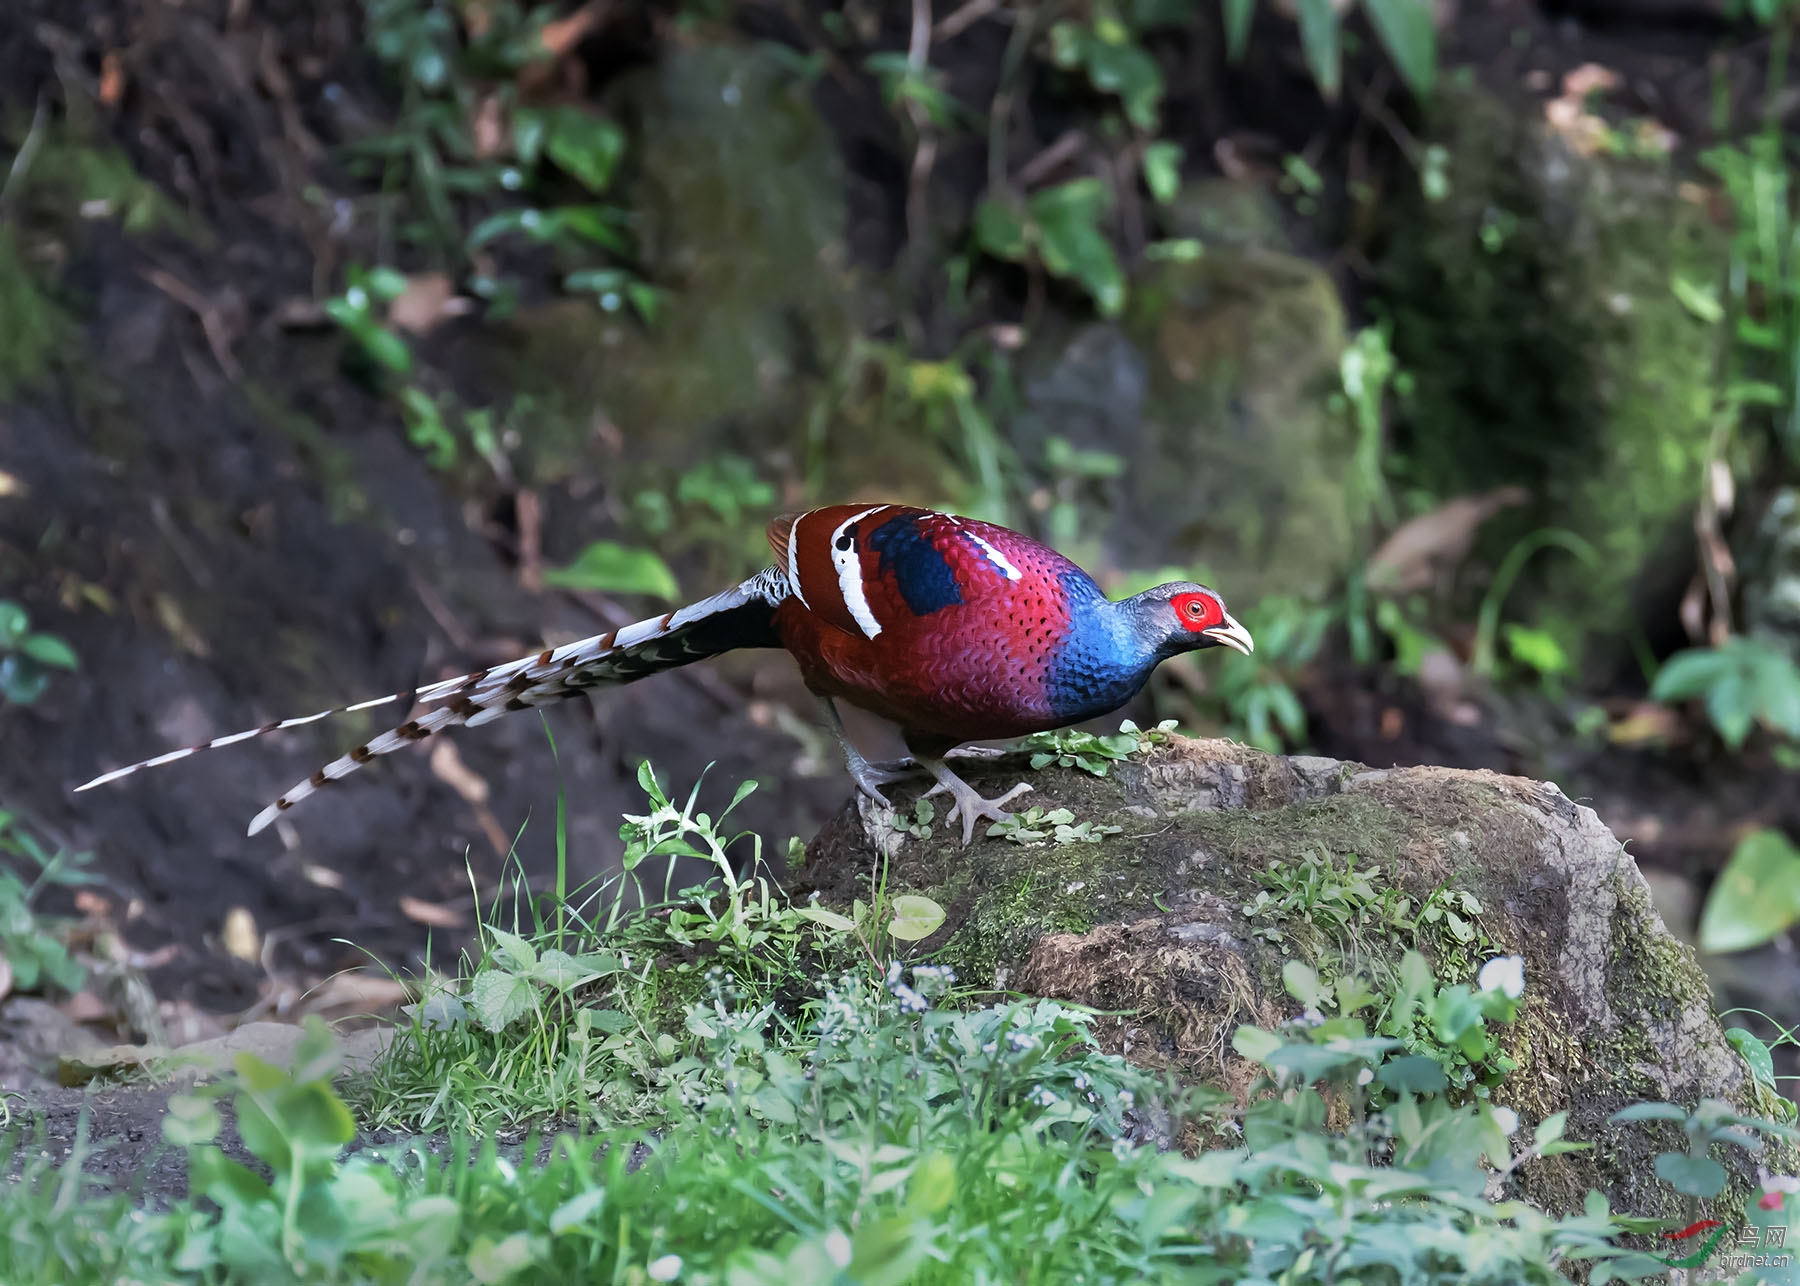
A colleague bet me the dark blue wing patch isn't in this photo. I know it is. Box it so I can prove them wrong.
[866,512,964,617]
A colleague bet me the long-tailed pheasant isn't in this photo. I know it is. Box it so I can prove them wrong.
[76,503,1254,846]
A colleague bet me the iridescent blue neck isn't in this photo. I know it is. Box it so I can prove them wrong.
[1044,573,1163,723]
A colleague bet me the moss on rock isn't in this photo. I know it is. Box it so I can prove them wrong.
[1376,83,1726,670]
[797,734,1795,1221]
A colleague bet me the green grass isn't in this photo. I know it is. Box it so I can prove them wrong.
[3,762,1796,1284]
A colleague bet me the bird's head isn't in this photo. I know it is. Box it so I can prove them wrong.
[1126,582,1255,658]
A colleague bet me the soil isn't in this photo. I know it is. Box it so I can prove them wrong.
[0,0,1795,1161]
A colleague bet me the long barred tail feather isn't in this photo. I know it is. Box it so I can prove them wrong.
[74,568,789,835]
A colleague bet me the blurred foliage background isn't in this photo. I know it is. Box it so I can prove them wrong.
[0,0,1798,1068]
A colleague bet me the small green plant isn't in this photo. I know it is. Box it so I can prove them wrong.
[0,600,77,706]
[323,264,415,378]
[1610,1098,1800,1201]
[1019,717,1178,777]
[889,796,938,841]
[0,811,93,996]
[986,806,1123,845]
[1719,1008,1799,1120]
[1695,827,1800,954]
[541,540,681,601]
[1222,0,1438,101]
[1651,634,1800,751]
[626,452,780,584]
[1209,595,1329,751]
[974,178,1126,317]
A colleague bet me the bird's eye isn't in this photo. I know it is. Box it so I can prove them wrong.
[1187,601,1204,617]
[835,533,854,552]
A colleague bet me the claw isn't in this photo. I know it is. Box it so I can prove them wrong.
[819,697,926,808]
[919,757,1033,847]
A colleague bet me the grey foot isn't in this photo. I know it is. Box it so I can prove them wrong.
[919,757,1034,847]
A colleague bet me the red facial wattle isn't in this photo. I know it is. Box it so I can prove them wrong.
[1172,591,1224,633]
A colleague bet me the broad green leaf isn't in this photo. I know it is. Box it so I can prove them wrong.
[289,1014,344,1086]
[1671,275,1724,324]
[973,199,1031,263]
[344,318,413,375]
[1751,642,1800,737]
[543,541,680,601]
[21,633,78,669]
[796,905,859,932]
[486,926,538,973]
[1231,1024,1284,1065]
[468,209,537,248]
[549,206,631,253]
[162,1093,222,1147]
[468,1232,547,1283]
[1698,828,1800,954]
[1142,141,1183,205]
[364,266,410,300]
[1081,39,1164,129]
[583,1007,632,1034]
[0,601,27,648]
[532,948,596,991]
[1726,1027,1777,1087]
[1282,959,1326,1009]
[1294,0,1343,99]
[1222,0,1255,59]
[470,969,538,1032]
[1378,1054,1449,1094]
[1030,180,1125,316]
[1361,0,1436,95]
[187,1146,271,1208]
[543,108,625,192]
[906,1151,957,1216]
[281,1080,358,1160]
[1654,1150,1728,1197]
[548,1189,606,1235]
[887,894,946,942]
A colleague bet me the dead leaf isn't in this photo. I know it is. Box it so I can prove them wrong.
[99,52,126,108]
[74,890,112,918]
[400,896,468,929]
[387,271,461,336]
[1366,486,1531,596]
[222,907,261,964]
[153,593,211,657]
[0,955,12,1004]
[535,0,610,61]
[1608,702,1684,747]
[430,739,490,805]
[471,93,507,158]
[0,467,24,498]
[61,990,111,1023]
[300,971,412,1013]
[302,862,345,890]
[515,487,544,592]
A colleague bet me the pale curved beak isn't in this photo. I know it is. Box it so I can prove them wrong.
[1203,613,1255,656]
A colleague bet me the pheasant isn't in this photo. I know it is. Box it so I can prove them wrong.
[76,503,1254,846]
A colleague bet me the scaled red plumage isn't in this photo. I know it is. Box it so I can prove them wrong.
[75,502,1254,846]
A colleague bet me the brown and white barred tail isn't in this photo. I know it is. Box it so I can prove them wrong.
[74,569,788,835]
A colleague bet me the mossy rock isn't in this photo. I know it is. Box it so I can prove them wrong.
[1376,83,1726,671]
[1011,207,1354,599]
[489,43,863,475]
[796,734,1794,1222]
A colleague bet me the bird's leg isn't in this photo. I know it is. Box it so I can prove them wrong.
[863,745,1007,776]
[917,756,1033,848]
[818,697,919,807]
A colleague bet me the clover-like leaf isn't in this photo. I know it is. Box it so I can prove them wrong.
[887,894,947,942]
